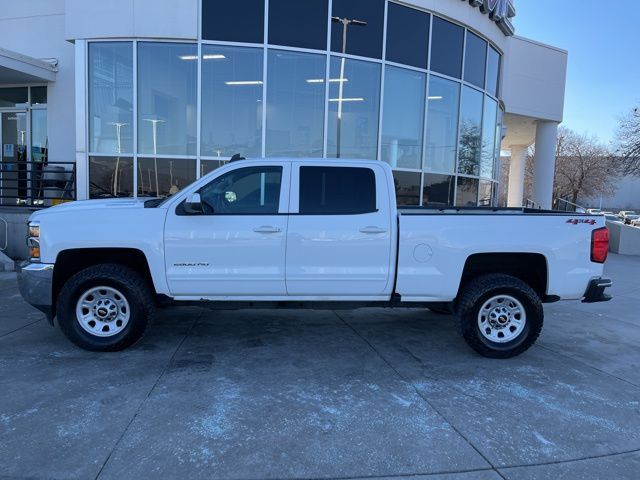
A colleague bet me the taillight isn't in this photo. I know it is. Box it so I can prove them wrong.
[591,227,609,263]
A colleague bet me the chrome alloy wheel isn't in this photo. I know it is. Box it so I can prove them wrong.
[477,295,526,343]
[75,286,131,337]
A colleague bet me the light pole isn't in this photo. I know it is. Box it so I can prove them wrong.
[108,122,127,196]
[331,16,366,158]
[144,118,165,196]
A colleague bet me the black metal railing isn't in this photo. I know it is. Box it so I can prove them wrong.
[0,161,76,208]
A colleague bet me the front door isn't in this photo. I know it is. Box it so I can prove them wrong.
[164,163,290,297]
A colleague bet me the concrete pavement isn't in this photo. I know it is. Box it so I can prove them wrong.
[0,254,639,479]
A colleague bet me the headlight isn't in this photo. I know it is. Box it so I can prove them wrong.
[27,222,40,262]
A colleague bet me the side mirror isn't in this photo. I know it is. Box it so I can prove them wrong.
[184,192,204,214]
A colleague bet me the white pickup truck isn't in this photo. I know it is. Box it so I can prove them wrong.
[17,158,612,358]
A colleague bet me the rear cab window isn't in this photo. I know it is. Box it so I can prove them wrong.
[298,166,377,215]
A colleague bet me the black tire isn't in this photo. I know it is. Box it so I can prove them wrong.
[456,274,543,359]
[56,264,155,351]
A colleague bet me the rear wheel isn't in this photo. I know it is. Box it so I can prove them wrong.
[57,264,154,351]
[456,274,543,359]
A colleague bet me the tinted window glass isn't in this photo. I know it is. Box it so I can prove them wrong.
[381,66,425,170]
[464,32,487,89]
[299,166,376,214]
[200,166,282,214]
[138,158,196,198]
[458,86,483,176]
[0,87,27,108]
[202,0,264,43]
[266,50,325,157]
[201,45,263,158]
[424,76,460,173]
[331,0,385,59]
[137,42,197,156]
[386,3,430,69]
[478,179,493,206]
[423,174,454,207]
[430,17,464,78]
[269,0,328,50]
[327,57,381,159]
[456,177,478,207]
[486,46,501,97]
[31,86,47,105]
[393,171,420,206]
[89,156,133,198]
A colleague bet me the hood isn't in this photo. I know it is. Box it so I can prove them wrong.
[29,198,155,221]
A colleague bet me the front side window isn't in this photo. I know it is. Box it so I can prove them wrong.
[199,166,282,215]
[299,166,376,214]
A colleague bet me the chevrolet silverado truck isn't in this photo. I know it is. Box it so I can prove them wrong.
[17,159,612,358]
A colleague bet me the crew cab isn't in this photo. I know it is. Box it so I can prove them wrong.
[17,159,612,358]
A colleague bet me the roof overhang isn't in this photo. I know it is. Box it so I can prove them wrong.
[0,48,57,84]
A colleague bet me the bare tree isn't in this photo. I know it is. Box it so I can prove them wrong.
[553,128,617,205]
[615,106,640,175]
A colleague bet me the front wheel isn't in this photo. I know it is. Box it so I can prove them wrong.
[56,264,155,351]
[456,274,543,359]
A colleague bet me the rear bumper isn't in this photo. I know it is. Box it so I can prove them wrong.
[16,261,54,319]
[582,277,612,303]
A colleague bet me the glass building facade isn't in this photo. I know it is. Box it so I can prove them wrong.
[87,0,503,206]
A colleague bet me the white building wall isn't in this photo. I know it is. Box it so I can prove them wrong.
[0,0,76,163]
[65,0,198,41]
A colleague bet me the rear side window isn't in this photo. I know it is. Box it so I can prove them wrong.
[299,166,376,215]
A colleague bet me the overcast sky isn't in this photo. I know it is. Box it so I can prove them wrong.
[514,0,640,146]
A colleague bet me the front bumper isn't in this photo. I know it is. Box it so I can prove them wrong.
[582,277,612,303]
[16,261,54,320]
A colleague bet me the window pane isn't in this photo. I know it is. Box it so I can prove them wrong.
[88,42,133,154]
[494,108,503,180]
[266,50,325,157]
[31,86,47,105]
[386,2,430,69]
[299,166,376,214]
[331,0,385,59]
[138,42,197,156]
[137,158,196,198]
[201,45,263,158]
[381,66,425,169]
[200,166,282,215]
[422,173,454,207]
[478,179,493,206]
[455,177,478,207]
[486,46,501,97]
[480,97,498,179]
[464,32,487,89]
[424,76,459,173]
[89,156,133,198]
[202,0,264,43]
[327,57,380,159]
[269,0,328,50]
[200,160,226,178]
[393,171,420,206]
[430,17,463,79]
[0,87,27,108]
[458,86,483,176]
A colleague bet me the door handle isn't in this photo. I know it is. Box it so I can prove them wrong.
[359,226,387,234]
[253,226,282,234]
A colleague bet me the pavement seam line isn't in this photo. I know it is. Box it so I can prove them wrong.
[93,309,204,480]
[263,465,500,480]
[333,311,506,480]
[497,445,640,471]
[536,343,640,390]
[0,318,44,339]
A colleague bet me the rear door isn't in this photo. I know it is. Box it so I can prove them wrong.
[286,163,393,297]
